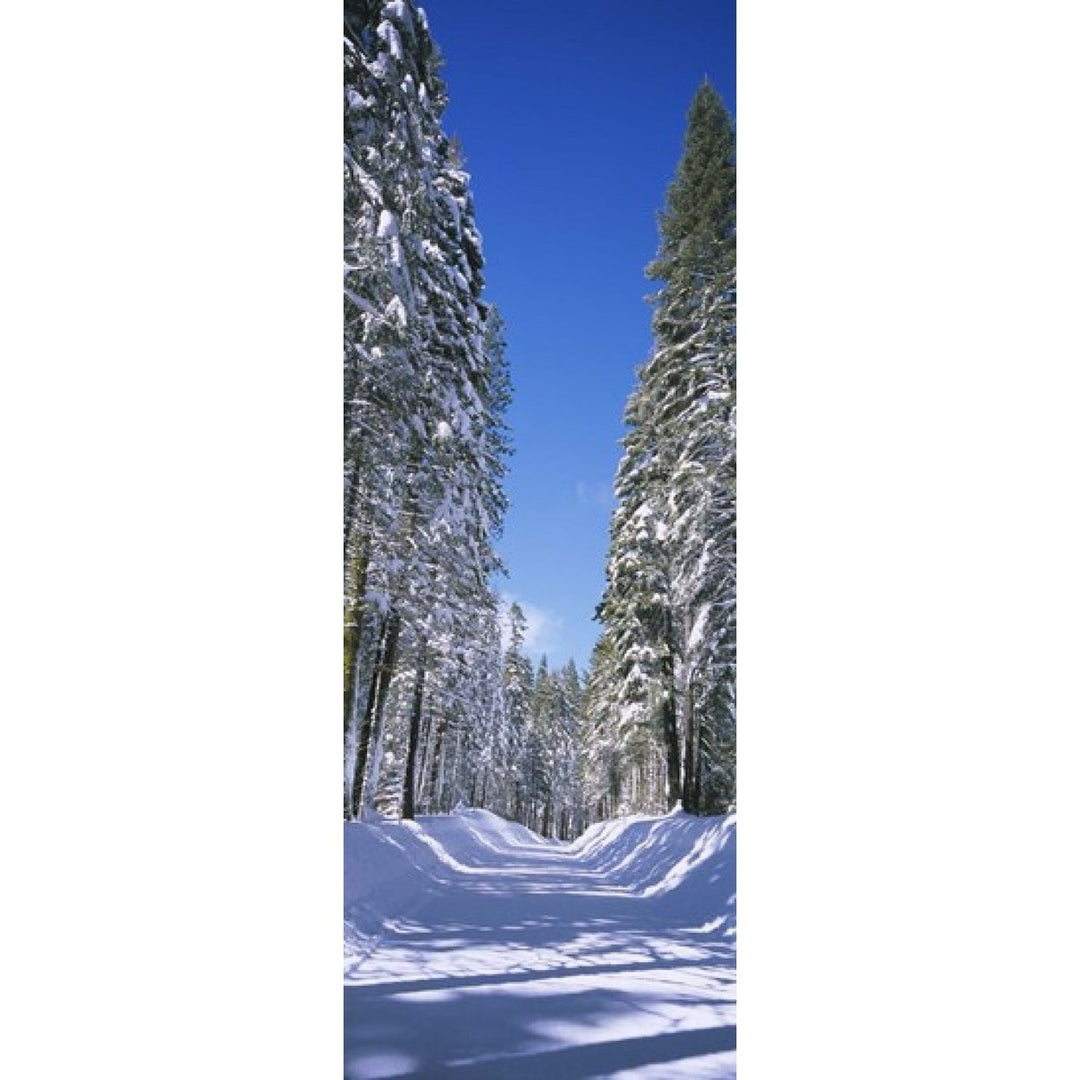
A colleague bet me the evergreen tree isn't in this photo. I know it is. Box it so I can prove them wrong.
[581,631,625,820]
[552,659,585,839]
[343,0,510,820]
[521,657,554,833]
[513,654,586,839]
[501,602,534,819]
[597,81,736,815]
[344,15,733,833]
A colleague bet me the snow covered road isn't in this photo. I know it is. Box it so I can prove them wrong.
[344,810,736,1078]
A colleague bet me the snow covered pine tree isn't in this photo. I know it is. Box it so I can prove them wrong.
[344,0,510,821]
[595,81,736,816]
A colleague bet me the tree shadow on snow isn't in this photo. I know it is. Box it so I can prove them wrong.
[345,947,733,1000]
[344,983,734,1079]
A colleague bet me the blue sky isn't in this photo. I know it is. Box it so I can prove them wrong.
[424,0,736,667]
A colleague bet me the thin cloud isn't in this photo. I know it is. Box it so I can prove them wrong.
[499,593,566,663]
[575,479,615,509]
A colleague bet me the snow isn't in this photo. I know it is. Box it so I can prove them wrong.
[385,296,407,328]
[377,19,404,62]
[345,808,735,1078]
[384,0,413,30]
[376,209,398,241]
[686,602,713,654]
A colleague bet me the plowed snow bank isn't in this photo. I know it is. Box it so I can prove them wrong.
[344,807,736,969]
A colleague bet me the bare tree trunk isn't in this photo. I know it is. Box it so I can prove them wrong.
[660,691,682,810]
[691,700,704,812]
[400,638,427,820]
[416,706,437,814]
[682,680,697,814]
[342,534,371,815]
[349,609,401,818]
[426,715,448,809]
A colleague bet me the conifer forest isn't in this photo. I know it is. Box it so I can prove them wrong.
[344,0,735,839]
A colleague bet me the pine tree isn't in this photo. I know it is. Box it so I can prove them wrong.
[597,81,736,815]
[501,602,534,820]
[581,631,625,820]
[343,0,510,820]
[553,659,585,838]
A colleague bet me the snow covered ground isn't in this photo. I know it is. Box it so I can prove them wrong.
[344,807,736,1078]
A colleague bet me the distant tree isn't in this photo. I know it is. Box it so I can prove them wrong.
[554,660,586,838]
[581,631,625,820]
[501,602,535,819]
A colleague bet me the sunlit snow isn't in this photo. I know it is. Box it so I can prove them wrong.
[345,807,736,1078]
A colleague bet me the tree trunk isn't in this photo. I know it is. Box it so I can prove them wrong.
[348,613,386,818]
[415,707,437,813]
[426,716,448,809]
[691,702,704,812]
[344,601,362,740]
[400,639,427,820]
[682,680,697,814]
[349,609,401,818]
[660,691,682,810]
[343,532,371,815]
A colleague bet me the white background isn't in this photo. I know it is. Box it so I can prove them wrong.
[1,2,1078,1076]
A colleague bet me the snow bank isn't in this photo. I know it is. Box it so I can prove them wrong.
[343,818,451,969]
[343,809,537,968]
[344,807,736,972]
[573,810,737,923]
